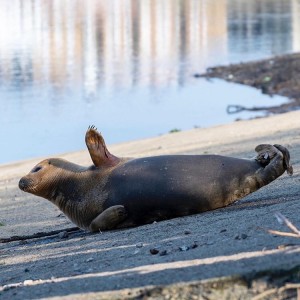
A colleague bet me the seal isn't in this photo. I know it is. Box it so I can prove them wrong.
[19,126,293,232]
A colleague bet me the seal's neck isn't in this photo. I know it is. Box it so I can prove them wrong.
[48,171,97,228]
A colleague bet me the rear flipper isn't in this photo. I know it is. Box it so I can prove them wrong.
[89,205,128,232]
[254,144,293,187]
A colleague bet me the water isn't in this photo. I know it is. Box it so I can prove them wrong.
[0,0,299,164]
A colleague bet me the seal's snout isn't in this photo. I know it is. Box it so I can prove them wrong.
[19,177,30,191]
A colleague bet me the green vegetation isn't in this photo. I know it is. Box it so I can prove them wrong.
[169,128,181,133]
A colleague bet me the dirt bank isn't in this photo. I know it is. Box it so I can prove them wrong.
[199,52,300,114]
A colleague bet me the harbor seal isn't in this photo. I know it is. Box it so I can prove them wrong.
[19,126,293,232]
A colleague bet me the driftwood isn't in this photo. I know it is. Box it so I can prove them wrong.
[227,104,273,114]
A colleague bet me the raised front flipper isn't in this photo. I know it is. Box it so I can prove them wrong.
[85,126,121,167]
[89,205,128,232]
[254,144,293,187]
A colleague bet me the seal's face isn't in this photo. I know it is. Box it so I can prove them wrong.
[19,159,64,199]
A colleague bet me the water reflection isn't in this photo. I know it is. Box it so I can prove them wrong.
[0,0,299,163]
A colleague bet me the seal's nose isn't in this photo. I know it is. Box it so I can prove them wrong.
[19,178,28,191]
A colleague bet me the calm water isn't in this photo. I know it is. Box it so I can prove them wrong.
[0,0,299,164]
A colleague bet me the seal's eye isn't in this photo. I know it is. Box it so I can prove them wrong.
[32,166,42,173]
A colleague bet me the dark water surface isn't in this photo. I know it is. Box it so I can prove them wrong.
[0,0,299,164]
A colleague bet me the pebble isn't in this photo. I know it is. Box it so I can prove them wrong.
[86,257,94,262]
[191,242,198,249]
[241,233,248,239]
[184,230,191,235]
[234,233,248,240]
[150,248,159,255]
[159,250,168,256]
[179,246,189,251]
[136,242,143,248]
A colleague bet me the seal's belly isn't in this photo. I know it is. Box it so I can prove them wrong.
[104,155,260,224]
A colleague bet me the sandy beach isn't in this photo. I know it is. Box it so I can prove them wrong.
[1,108,300,299]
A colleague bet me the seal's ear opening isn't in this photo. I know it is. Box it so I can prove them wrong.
[85,126,121,168]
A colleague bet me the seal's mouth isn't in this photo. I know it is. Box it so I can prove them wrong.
[19,177,33,192]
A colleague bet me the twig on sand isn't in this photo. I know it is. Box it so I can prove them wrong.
[274,212,300,236]
[259,212,300,239]
[252,283,300,300]
[265,229,300,238]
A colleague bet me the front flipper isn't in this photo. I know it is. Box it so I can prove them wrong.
[89,205,127,232]
[254,144,293,187]
[85,126,121,167]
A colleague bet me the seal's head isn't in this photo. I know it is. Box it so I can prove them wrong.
[19,159,58,198]
[19,158,84,200]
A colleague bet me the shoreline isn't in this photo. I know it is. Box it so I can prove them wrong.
[200,52,300,114]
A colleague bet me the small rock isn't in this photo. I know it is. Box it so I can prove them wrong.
[191,242,198,249]
[159,250,168,256]
[184,230,191,235]
[220,229,227,233]
[24,268,30,273]
[86,257,94,263]
[179,246,189,251]
[150,248,159,255]
[136,242,143,248]
[235,233,248,240]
